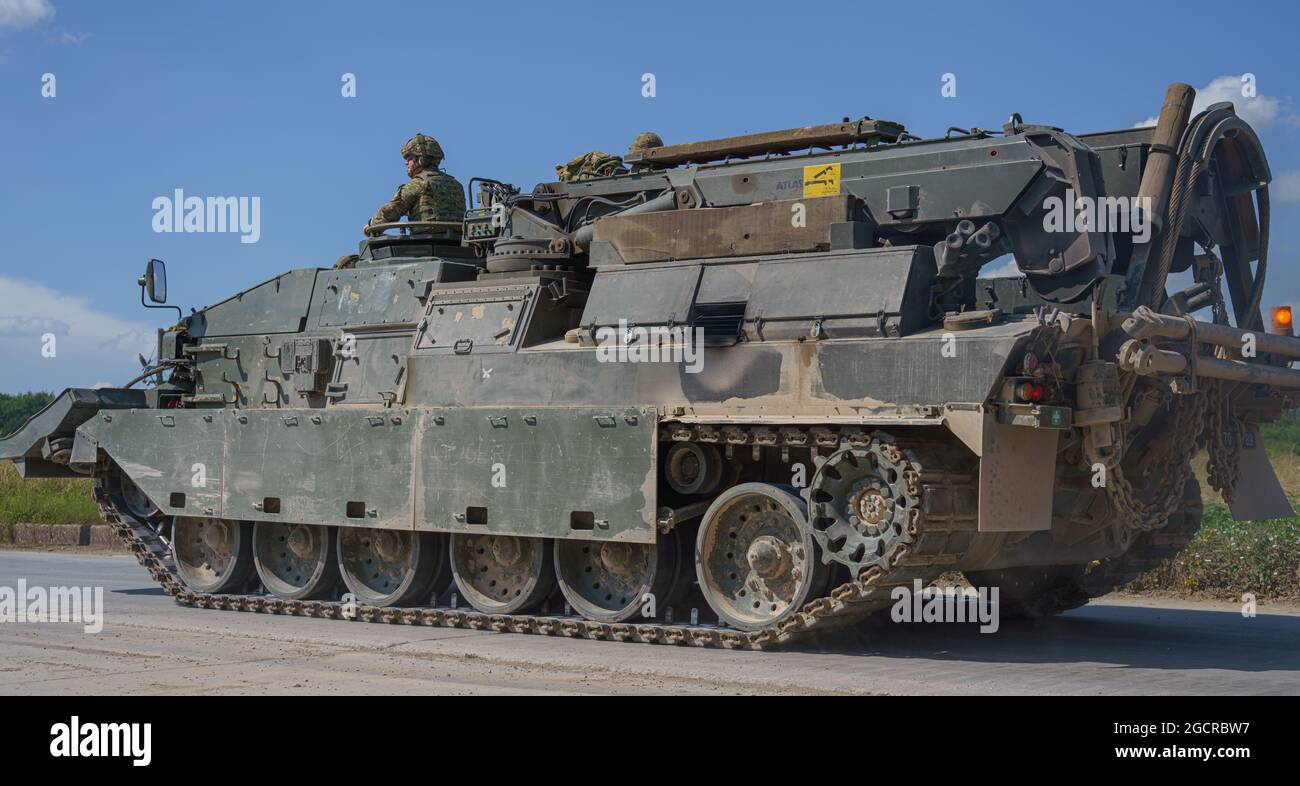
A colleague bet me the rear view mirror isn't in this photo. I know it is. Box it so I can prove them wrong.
[143,259,167,303]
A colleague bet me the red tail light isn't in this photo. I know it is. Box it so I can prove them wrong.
[1016,382,1045,403]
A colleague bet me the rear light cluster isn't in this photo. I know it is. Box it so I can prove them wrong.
[1015,382,1047,403]
[1006,352,1052,404]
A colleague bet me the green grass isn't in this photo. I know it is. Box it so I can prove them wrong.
[1259,411,1300,456]
[0,460,99,526]
[1145,411,1300,600]
[1128,504,1300,600]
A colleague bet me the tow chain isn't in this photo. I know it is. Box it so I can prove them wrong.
[1204,378,1243,503]
[94,425,976,650]
[1103,385,1208,544]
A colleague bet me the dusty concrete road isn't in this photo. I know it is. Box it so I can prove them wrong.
[1,550,1297,695]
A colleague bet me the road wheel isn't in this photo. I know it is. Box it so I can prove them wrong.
[173,517,254,594]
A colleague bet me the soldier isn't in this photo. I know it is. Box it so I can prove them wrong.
[364,133,466,236]
[554,150,625,182]
[625,131,664,167]
[553,132,664,182]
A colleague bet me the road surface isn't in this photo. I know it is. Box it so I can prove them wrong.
[1,550,1297,695]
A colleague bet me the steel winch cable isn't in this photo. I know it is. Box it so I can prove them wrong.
[1143,106,1271,332]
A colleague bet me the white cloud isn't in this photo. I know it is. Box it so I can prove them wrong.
[0,0,54,28]
[0,276,154,353]
[1135,75,1293,130]
[1272,169,1300,203]
[0,315,70,336]
[0,276,157,394]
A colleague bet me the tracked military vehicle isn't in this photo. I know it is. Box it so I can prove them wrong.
[3,83,1295,647]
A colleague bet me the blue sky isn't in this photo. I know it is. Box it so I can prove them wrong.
[1,0,1297,393]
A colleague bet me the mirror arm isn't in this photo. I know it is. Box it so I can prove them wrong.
[139,281,183,323]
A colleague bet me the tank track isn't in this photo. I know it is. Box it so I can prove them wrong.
[965,476,1204,619]
[93,425,977,650]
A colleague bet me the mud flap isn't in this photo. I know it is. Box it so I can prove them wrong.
[945,406,1057,532]
[1227,428,1294,521]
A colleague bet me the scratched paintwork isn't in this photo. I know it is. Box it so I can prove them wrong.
[416,406,657,543]
[79,411,225,519]
[75,405,658,542]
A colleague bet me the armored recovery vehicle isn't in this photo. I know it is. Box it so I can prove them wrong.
[4,83,1296,647]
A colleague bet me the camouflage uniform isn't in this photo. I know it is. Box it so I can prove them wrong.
[369,169,466,228]
[368,133,466,231]
[554,133,665,181]
[555,151,625,182]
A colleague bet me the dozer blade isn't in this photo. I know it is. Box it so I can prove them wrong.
[0,387,146,478]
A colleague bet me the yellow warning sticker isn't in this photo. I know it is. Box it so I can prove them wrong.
[802,163,841,198]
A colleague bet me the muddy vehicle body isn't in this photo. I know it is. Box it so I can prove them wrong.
[3,83,1293,647]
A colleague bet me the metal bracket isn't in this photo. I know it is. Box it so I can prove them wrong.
[220,372,243,405]
[262,371,285,407]
[186,343,240,361]
[656,501,711,534]
[324,382,348,401]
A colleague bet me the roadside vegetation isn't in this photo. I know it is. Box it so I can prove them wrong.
[1128,504,1300,600]
[0,460,99,532]
[0,392,100,534]
[0,391,53,438]
[1176,412,1300,600]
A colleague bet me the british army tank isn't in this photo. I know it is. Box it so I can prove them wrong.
[3,83,1296,647]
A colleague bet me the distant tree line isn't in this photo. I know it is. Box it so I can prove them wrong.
[0,392,55,439]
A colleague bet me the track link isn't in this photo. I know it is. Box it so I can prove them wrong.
[94,426,977,650]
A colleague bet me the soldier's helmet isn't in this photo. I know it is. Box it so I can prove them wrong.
[626,131,664,158]
[401,133,445,165]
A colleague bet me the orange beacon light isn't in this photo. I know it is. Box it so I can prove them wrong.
[1270,305,1293,336]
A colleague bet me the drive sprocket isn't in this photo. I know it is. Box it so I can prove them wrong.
[806,438,920,573]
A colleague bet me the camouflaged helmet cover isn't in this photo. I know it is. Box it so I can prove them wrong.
[626,131,664,158]
[402,133,444,165]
